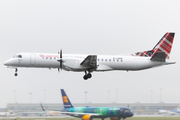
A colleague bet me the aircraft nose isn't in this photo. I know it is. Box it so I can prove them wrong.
[4,60,8,66]
[4,59,13,66]
[129,112,134,117]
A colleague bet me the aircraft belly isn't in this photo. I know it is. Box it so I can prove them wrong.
[107,57,164,71]
[132,59,164,70]
[39,63,59,68]
[104,58,138,70]
[130,59,164,70]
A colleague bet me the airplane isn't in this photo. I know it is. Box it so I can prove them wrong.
[40,104,61,116]
[4,32,176,80]
[158,108,168,115]
[41,89,133,120]
[0,110,16,117]
[158,108,180,116]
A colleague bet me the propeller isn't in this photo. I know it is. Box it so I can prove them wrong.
[60,49,63,70]
[57,49,63,72]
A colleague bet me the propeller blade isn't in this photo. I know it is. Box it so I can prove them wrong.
[60,61,62,70]
[59,49,62,71]
[60,49,62,58]
[57,50,62,72]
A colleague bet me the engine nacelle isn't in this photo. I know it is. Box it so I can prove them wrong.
[63,58,90,71]
[82,115,93,120]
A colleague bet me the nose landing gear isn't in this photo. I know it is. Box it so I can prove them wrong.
[14,68,18,76]
[83,71,92,80]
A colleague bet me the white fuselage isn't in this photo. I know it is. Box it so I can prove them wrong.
[4,53,167,72]
[0,112,15,117]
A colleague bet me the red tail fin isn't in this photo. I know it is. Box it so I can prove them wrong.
[132,32,175,59]
[152,33,174,59]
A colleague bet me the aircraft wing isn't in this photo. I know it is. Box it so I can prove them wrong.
[61,111,100,116]
[40,104,62,112]
[80,55,97,67]
[40,104,100,117]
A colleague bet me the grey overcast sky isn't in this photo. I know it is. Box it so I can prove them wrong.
[0,0,180,108]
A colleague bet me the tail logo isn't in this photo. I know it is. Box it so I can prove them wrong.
[153,33,174,59]
[63,96,69,103]
[132,32,174,59]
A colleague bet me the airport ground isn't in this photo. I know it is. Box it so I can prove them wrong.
[7,103,180,115]
[1,116,180,120]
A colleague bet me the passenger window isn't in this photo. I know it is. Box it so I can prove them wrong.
[101,59,103,61]
[105,59,107,61]
[109,59,111,61]
[46,57,48,59]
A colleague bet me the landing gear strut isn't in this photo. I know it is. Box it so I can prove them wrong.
[83,71,92,80]
[14,68,18,76]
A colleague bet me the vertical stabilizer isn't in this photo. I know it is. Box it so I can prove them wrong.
[60,89,74,108]
[152,32,175,59]
[132,32,175,59]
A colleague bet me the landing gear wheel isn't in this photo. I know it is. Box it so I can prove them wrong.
[83,71,92,80]
[83,75,88,80]
[87,73,92,78]
[14,73,18,76]
[14,68,18,76]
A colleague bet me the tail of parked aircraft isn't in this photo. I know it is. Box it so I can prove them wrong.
[60,89,74,109]
[133,32,175,59]
[40,104,46,111]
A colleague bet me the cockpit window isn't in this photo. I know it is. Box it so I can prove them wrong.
[124,110,130,112]
[13,55,22,58]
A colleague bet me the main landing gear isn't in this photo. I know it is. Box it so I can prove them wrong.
[83,71,92,80]
[14,68,18,76]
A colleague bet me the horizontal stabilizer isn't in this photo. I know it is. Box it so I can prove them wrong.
[150,52,165,62]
